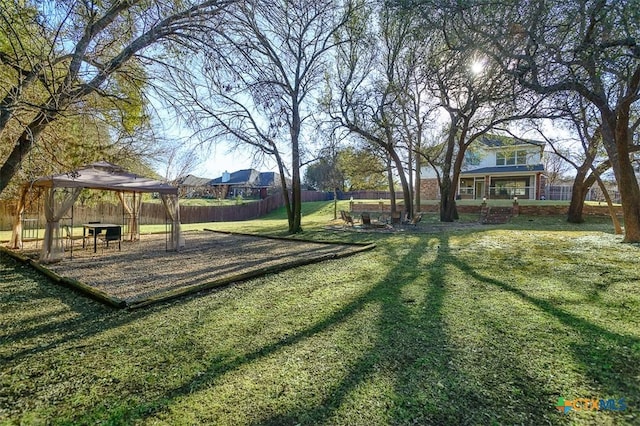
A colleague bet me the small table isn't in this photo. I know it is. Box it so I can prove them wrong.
[83,224,121,253]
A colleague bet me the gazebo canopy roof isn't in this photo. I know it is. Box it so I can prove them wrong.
[31,161,177,194]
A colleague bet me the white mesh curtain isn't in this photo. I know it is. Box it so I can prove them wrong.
[160,193,181,251]
[9,186,29,249]
[39,187,82,263]
[118,191,142,241]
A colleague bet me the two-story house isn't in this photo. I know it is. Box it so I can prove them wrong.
[420,135,546,200]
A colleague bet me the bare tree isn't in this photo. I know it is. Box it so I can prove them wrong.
[395,52,436,214]
[415,8,546,222]
[542,150,573,186]
[162,0,351,233]
[532,94,639,231]
[0,0,235,196]
[328,5,418,218]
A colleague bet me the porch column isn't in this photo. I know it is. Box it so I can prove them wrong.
[485,176,490,199]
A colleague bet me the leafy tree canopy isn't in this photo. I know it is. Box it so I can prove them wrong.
[304,146,386,192]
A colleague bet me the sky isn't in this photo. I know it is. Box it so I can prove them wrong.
[191,145,278,180]
[148,95,279,181]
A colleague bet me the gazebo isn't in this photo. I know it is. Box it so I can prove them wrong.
[10,161,181,263]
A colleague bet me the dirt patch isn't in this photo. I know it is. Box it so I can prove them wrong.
[16,230,372,307]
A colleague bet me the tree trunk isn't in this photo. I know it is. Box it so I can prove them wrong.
[602,113,640,242]
[289,105,302,234]
[407,139,414,216]
[290,171,302,233]
[415,150,421,213]
[388,148,413,220]
[386,156,397,213]
[440,175,457,222]
[567,170,589,223]
[615,158,640,242]
[0,112,51,195]
[439,119,459,222]
[593,172,623,234]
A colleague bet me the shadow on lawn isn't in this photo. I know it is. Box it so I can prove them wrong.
[505,214,623,234]
[3,231,638,424]
[0,253,152,363]
[448,254,640,400]
[71,235,569,424]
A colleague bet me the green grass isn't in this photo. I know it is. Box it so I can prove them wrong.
[1,201,639,425]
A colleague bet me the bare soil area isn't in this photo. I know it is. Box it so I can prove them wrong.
[18,230,369,305]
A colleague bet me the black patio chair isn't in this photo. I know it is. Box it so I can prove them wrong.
[361,212,372,228]
[340,210,355,226]
[409,213,423,226]
[100,226,121,251]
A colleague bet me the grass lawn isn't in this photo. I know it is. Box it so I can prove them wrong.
[1,201,639,425]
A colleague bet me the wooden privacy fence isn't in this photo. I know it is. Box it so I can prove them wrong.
[0,191,330,230]
[340,191,403,200]
[175,191,329,224]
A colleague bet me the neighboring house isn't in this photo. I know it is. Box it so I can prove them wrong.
[420,135,546,200]
[173,174,215,198]
[209,169,284,199]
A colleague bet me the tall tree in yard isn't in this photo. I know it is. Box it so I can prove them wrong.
[0,0,235,196]
[449,0,640,242]
[328,6,418,218]
[165,0,351,234]
[414,8,544,222]
[532,94,638,232]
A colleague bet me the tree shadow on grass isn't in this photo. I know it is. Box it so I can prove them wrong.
[72,234,568,424]
[35,237,442,424]
[4,230,638,425]
[447,253,640,402]
[0,252,157,363]
[505,214,624,234]
[252,235,568,425]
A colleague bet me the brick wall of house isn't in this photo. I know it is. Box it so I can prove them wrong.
[420,178,439,200]
[518,204,623,217]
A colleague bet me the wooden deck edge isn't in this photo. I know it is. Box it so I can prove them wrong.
[3,237,375,311]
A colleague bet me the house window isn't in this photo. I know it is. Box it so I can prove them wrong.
[496,152,514,165]
[459,178,474,197]
[491,178,530,198]
[496,150,528,166]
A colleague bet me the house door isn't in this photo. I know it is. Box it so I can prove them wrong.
[475,180,485,199]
